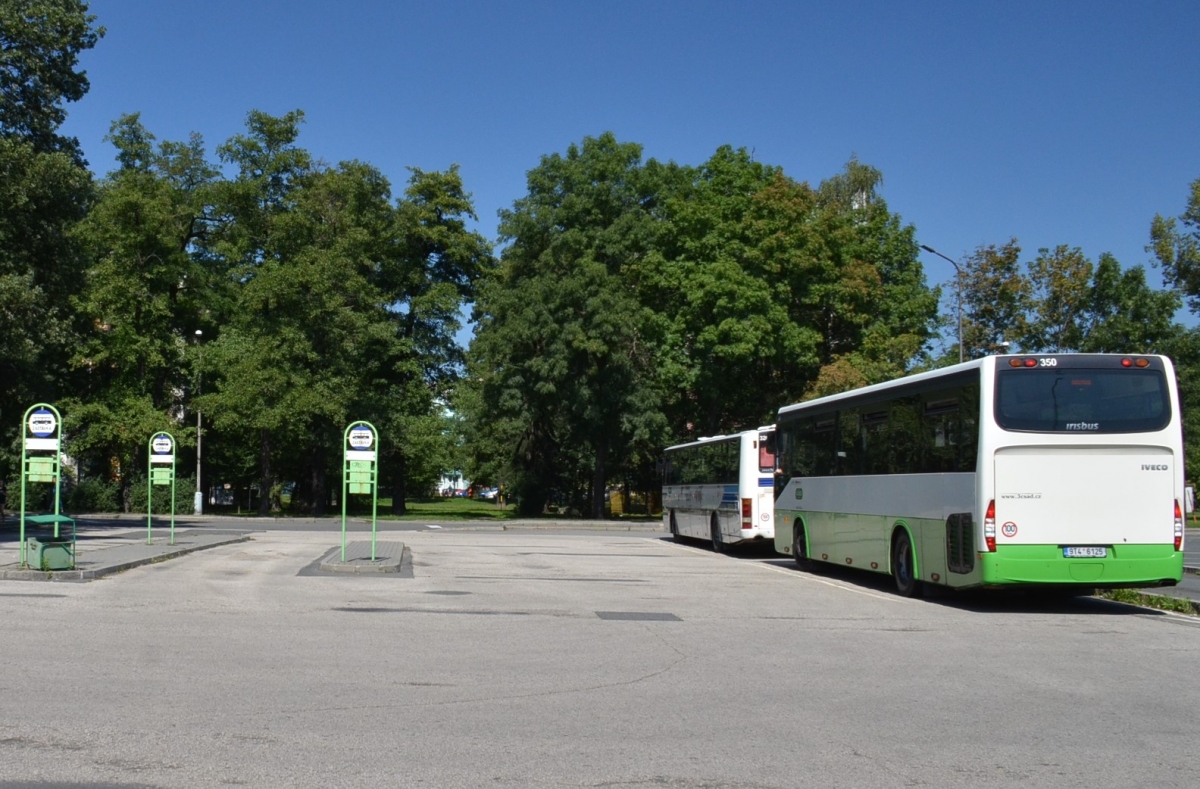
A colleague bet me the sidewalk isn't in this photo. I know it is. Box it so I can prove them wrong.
[0,520,252,581]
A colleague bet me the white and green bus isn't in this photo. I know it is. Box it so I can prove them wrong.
[663,427,776,552]
[773,354,1185,596]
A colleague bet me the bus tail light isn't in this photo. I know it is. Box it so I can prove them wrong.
[984,499,996,552]
[1175,500,1184,551]
[741,499,752,530]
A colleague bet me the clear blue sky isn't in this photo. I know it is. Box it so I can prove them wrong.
[62,0,1200,328]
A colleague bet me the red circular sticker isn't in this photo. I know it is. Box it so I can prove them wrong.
[1001,522,1018,538]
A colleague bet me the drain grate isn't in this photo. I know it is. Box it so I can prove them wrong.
[595,611,681,621]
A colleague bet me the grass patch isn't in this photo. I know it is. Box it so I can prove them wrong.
[1097,588,1200,616]
[368,497,516,521]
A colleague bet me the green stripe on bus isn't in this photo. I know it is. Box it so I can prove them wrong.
[979,544,1182,586]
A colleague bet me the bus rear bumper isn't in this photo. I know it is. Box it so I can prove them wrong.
[979,544,1183,587]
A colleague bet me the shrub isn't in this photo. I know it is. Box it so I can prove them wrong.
[128,474,196,514]
[66,477,121,513]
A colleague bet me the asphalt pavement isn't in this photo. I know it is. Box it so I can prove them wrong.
[0,513,662,582]
[3,513,1197,613]
[4,528,1200,788]
[0,517,253,580]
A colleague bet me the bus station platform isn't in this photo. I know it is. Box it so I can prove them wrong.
[0,520,252,581]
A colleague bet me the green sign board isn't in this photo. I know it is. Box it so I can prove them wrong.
[147,431,177,545]
[18,403,74,569]
[341,421,379,562]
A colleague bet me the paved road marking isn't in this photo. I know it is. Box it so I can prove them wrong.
[651,537,907,604]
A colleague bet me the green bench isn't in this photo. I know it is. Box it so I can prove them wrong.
[24,514,76,571]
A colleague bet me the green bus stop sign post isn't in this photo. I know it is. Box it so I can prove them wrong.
[147,431,177,545]
[341,421,379,562]
[19,403,74,569]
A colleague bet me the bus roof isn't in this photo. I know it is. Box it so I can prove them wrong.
[777,353,1171,424]
[664,425,771,453]
[778,358,986,423]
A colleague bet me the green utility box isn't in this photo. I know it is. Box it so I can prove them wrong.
[26,537,75,571]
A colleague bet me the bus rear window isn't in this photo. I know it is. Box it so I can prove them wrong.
[758,432,776,473]
[994,368,1171,433]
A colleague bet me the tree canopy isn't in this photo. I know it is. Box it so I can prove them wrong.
[464,135,940,516]
[3,6,1199,515]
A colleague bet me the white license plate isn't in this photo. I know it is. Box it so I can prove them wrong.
[1063,546,1108,558]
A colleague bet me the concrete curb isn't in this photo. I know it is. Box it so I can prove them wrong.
[1128,589,1200,615]
[502,523,664,532]
[0,533,252,582]
[319,541,406,573]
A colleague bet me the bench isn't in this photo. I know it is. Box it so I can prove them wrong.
[24,514,76,571]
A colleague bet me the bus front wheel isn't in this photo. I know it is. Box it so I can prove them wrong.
[892,530,921,597]
[711,514,725,554]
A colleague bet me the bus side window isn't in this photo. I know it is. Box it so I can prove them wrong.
[812,417,836,476]
[923,382,980,473]
[924,396,959,473]
[861,409,889,475]
[890,397,923,474]
[723,440,739,485]
[958,382,980,471]
[837,409,862,476]
[774,429,792,498]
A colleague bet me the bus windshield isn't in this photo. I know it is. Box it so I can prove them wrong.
[994,368,1171,434]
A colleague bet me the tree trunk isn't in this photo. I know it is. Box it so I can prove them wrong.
[298,443,327,516]
[391,449,407,516]
[311,457,326,517]
[590,440,607,520]
[257,428,271,516]
[295,461,312,514]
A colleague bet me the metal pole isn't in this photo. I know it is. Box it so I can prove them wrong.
[920,244,964,363]
[194,330,203,515]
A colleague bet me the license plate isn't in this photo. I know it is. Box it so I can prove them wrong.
[1063,546,1107,558]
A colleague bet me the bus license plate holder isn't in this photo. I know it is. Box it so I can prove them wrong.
[1063,546,1107,558]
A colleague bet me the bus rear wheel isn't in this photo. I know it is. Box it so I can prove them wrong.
[792,524,815,571]
[710,514,725,554]
[892,530,921,597]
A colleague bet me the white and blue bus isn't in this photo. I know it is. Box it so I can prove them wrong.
[773,354,1185,595]
[663,427,776,551]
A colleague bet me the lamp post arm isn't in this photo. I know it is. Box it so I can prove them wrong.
[919,244,965,363]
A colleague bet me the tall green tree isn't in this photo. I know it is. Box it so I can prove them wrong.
[200,111,488,515]
[956,239,1031,358]
[0,0,103,157]
[1151,175,1200,313]
[1147,176,1200,478]
[470,133,666,516]
[204,111,382,515]
[1079,254,1182,354]
[1024,245,1093,352]
[0,0,101,481]
[801,160,938,393]
[470,137,939,516]
[378,166,492,514]
[635,147,812,436]
[67,114,217,507]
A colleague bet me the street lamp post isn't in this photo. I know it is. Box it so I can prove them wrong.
[920,244,964,363]
[194,329,203,515]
